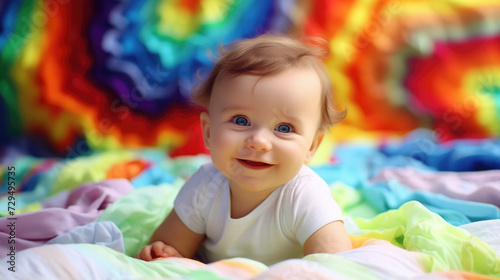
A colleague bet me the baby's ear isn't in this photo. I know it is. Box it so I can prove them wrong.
[304,131,324,164]
[200,112,211,149]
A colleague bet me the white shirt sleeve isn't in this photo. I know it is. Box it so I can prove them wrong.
[286,168,344,245]
[174,163,216,234]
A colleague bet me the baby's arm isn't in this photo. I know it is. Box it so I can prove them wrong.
[303,220,352,255]
[135,209,205,261]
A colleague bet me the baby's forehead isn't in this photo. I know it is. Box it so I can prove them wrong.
[212,68,323,115]
[214,66,322,92]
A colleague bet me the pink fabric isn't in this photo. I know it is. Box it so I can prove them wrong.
[0,179,133,256]
[372,168,500,207]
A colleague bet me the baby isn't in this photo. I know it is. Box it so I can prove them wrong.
[135,34,352,265]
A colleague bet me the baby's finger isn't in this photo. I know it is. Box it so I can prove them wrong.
[139,246,153,261]
[152,242,168,258]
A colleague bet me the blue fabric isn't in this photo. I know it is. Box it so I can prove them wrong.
[131,164,176,188]
[46,221,125,253]
[361,180,500,226]
[380,129,500,171]
[312,132,500,226]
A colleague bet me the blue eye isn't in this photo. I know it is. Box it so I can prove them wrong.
[232,116,249,126]
[276,124,293,133]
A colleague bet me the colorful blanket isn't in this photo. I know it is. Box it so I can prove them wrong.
[1,132,500,279]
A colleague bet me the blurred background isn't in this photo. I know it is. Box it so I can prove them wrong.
[1,0,499,161]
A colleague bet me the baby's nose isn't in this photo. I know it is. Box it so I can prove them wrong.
[245,129,272,151]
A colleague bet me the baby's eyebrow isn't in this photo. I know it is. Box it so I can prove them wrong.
[272,107,300,124]
[220,105,248,114]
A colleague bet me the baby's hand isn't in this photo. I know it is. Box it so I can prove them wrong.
[134,241,183,261]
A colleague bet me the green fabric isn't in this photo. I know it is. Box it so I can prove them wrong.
[51,151,133,195]
[354,201,500,277]
[181,269,234,280]
[304,254,380,280]
[97,181,185,256]
[330,182,379,219]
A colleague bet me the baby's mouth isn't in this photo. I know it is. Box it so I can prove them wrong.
[237,159,274,169]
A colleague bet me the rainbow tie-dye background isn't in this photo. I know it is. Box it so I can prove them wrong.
[2,2,500,279]
[1,0,500,158]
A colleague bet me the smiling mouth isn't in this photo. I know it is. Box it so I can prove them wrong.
[237,159,274,169]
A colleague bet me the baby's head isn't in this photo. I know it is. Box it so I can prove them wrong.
[192,34,346,132]
[193,35,346,193]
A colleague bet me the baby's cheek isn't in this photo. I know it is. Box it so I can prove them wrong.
[276,140,305,157]
[212,130,238,148]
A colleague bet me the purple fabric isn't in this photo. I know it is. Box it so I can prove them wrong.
[372,168,500,207]
[0,179,133,256]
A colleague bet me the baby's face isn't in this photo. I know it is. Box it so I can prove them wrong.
[201,67,324,196]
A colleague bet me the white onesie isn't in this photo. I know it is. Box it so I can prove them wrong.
[173,162,343,265]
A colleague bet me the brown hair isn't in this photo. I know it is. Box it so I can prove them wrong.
[192,34,346,131]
